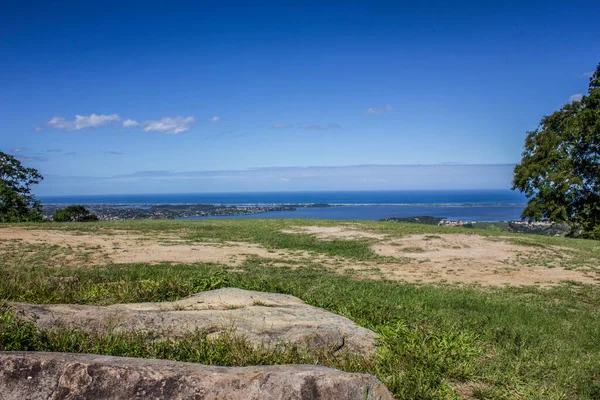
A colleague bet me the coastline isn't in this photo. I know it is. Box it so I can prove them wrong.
[41,202,527,223]
[40,202,527,207]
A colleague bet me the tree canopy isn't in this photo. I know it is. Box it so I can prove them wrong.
[0,152,43,222]
[53,205,99,222]
[513,63,600,238]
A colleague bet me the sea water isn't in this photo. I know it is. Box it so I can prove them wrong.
[38,190,527,222]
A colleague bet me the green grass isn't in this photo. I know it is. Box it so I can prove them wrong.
[14,218,600,264]
[0,259,599,398]
[21,217,600,247]
[2,220,600,399]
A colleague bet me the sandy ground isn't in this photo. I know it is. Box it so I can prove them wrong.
[0,227,282,266]
[282,226,598,286]
[281,226,387,240]
[0,226,597,287]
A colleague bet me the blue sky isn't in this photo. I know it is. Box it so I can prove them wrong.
[1,1,598,195]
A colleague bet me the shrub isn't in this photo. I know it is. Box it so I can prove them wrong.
[53,205,99,222]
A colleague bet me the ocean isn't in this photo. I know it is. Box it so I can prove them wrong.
[38,190,527,222]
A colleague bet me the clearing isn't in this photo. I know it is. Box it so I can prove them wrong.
[1,223,597,287]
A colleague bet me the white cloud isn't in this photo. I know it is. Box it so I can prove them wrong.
[582,71,594,78]
[40,164,518,194]
[75,114,120,129]
[34,127,43,132]
[123,119,139,127]
[47,116,73,130]
[366,105,393,115]
[143,116,196,134]
[47,113,121,130]
[365,108,383,115]
[569,94,584,103]
[211,116,221,123]
[272,124,291,129]
[11,147,28,153]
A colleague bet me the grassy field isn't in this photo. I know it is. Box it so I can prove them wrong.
[1,219,599,399]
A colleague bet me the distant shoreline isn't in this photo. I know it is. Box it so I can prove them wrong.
[41,202,527,207]
[41,202,526,222]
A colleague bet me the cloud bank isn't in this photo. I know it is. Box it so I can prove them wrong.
[36,164,516,195]
[44,114,198,134]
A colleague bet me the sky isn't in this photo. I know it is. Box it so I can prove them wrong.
[1,0,598,195]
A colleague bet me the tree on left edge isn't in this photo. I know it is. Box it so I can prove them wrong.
[0,151,44,222]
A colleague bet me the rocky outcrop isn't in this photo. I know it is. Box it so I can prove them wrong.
[11,288,378,357]
[0,352,394,400]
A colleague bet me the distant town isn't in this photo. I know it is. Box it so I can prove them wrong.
[437,219,552,227]
[381,216,567,236]
[41,203,332,221]
[40,205,569,237]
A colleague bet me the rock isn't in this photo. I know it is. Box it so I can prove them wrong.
[11,288,378,357]
[0,352,394,400]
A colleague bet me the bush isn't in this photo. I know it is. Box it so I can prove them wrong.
[53,205,99,222]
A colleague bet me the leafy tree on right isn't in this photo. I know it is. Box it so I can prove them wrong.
[513,63,600,239]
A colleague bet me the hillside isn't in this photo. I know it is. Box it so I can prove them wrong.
[1,219,599,399]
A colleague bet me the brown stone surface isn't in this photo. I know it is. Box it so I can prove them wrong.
[11,288,378,357]
[0,352,394,400]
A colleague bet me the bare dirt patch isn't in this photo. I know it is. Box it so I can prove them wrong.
[1,226,597,287]
[279,226,599,287]
[281,225,387,240]
[372,233,597,286]
[0,227,279,267]
[451,381,492,399]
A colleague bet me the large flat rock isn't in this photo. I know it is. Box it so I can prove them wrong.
[0,352,394,400]
[11,288,378,357]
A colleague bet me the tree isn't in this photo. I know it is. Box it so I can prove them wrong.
[513,62,600,238]
[0,152,43,222]
[53,205,99,222]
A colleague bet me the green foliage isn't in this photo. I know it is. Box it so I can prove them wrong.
[513,63,600,238]
[53,205,99,222]
[0,151,43,222]
[0,262,229,305]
